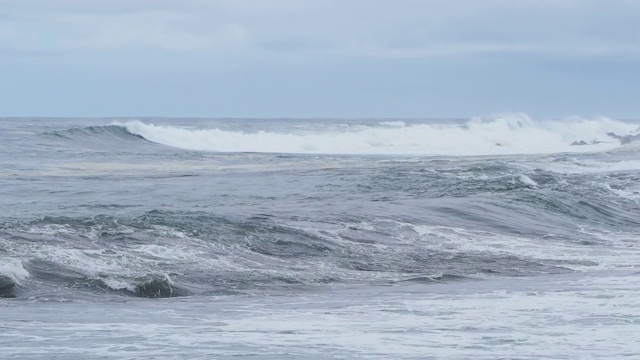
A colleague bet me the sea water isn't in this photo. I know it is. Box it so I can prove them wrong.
[1,115,640,359]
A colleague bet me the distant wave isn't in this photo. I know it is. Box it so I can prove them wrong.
[110,114,640,156]
[47,124,146,141]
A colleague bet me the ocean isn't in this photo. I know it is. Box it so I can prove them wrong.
[1,115,640,359]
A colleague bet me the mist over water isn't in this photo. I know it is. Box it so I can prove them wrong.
[1,115,640,358]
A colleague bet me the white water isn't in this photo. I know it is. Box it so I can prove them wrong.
[115,114,640,156]
[0,258,30,287]
[518,174,538,187]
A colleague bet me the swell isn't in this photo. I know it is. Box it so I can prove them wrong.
[2,200,634,299]
[39,125,157,154]
[46,125,147,141]
[342,158,640,234]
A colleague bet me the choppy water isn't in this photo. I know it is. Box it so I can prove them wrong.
[1,116,640,359]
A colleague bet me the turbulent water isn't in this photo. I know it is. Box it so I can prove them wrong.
[1,115,640,359]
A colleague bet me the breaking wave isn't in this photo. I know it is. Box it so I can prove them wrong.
[0,206,586,299]
[109,114,640,156]
[0,258,30,298]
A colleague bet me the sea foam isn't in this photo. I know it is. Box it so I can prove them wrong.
[0,258,30,288]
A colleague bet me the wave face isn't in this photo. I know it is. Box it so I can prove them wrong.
[48,125,144,140]
[110,114,640,156]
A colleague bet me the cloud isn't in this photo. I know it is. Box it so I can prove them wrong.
[55,13,248,51]
[1,0,639,60]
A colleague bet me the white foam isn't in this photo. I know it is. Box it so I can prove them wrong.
[599,183,640,203]
[0,258,30,286]
[114,114,640,156]
[379,121,406,127]
[522,157,640,175]
[101,277,137,292]
[518,174,538,187]
[410,223,640,271]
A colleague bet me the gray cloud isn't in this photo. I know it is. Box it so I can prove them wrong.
[1,0,639,117]
[1,0,639,59]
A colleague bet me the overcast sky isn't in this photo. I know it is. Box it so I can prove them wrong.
[1,0,639,118]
